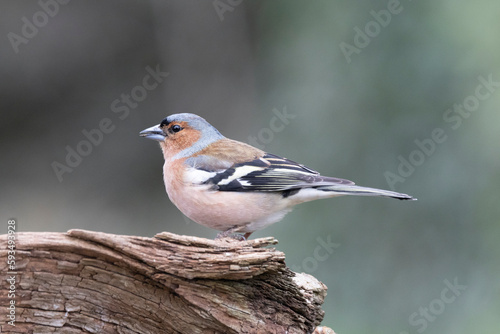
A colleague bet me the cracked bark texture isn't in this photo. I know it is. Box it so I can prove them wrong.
[0,230,335,334]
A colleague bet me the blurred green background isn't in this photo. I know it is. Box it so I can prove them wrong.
[1,0,499,333]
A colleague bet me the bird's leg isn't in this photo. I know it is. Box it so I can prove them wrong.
[216,226,249,241]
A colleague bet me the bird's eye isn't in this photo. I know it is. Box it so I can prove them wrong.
[171,124,182,133]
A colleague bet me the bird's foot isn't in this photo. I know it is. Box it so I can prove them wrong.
[215,227,252,241]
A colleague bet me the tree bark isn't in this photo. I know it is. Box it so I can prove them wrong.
[0,230,335,333]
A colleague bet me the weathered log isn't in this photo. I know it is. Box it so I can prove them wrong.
[0,230,335,333]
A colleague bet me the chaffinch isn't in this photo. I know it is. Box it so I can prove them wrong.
[140,113,415,239]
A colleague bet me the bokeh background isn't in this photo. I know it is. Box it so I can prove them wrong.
[1,1,499,333]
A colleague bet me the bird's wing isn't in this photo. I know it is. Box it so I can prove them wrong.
[185,153,354,192]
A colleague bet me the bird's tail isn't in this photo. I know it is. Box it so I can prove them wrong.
[317,184,416,200]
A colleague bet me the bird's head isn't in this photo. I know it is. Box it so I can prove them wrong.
[140,113,225,160]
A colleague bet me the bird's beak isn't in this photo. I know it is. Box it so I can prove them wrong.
[139,124,166,142]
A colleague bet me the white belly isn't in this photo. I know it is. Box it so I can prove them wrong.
[166,181,291,233]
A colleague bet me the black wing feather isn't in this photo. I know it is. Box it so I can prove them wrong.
[205,153,354,192]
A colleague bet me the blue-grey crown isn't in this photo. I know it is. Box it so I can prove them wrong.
[163,113,225,159]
